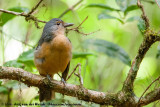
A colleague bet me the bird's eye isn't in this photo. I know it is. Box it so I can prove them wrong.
[57,23,60,25]
[56,21,61,25]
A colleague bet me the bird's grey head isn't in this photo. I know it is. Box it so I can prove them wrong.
[43,18,74,36]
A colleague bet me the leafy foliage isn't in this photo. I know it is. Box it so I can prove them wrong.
[98,13,124,24]
[137,18,146,34]
[83,39,131,66]
[126,16,140,22]
[115,0,137,11]
[87,4,120,11]
[0,86,8,94]
[3,49,94,71]
[3,49,35,72]
[0,80,8,94]
[124,5,138,15]
[3,60,23,68]
[72,52,95,59]
[88,0,138,24]
[0,0,160,106]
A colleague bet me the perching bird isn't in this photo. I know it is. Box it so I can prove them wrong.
[34,18,73,102]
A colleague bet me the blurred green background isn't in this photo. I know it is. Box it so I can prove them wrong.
[0,0,160,106]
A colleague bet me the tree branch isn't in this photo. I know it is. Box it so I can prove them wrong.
[67,63,81,81]
[139,87,160,106]
[0,0,46,28]
[27,0,43,15]
[137,75,160,106]
[0,9,46,23]
[66,16,100,36]
[0,0,160,106]
[137,0,150,28]
[122,33,160,92]
[0,66,119,106]
[58,0,83,18]
[122,0,160,93]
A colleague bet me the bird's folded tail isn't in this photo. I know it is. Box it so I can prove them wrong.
[39,87,55,102]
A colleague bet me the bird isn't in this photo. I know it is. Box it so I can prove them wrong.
[34,18,73,102]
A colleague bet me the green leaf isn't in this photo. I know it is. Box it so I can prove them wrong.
[115,0,127,11]
[0,86,8,94]
[98,13,124,24]
[72,52,95,59]
[83,39,131,66]
[3,49,35,72]
[17,49,34,63]
[137,18,146,33]
[124,5,138,15]
[0,7,29,26]
[126,16,140,22]
[3,60,23,68]
[17,49,35,71]
[87,4,120,11]
[4,80,27,89]
[115,0,137,11]
[0,80,2,86]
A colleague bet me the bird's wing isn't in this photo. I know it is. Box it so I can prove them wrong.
[34,32,54,61]
[62,61,70,81]
[36,32,54,49]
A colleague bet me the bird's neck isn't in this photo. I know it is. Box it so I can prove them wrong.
[53,28,65,36]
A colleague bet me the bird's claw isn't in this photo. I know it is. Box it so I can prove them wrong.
[61,78,66,86]
[46,74,52,83]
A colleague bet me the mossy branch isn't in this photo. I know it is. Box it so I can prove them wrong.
[0,66,119,105]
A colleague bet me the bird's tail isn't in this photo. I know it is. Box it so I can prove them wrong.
[39,87,55,102]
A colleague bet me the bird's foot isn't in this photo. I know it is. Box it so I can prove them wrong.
[61,78,66,86]
[45,74,53,88]
[61,78,67,98]
[46,74,52,82]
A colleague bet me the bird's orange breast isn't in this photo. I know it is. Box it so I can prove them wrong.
[34,35,72,77]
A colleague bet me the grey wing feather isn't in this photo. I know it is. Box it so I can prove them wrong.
[36,32,53,49]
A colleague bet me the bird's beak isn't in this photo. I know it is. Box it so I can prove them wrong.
[64,23,74,27]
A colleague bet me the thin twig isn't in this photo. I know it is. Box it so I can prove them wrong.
[0,1,46,28]
[0,9,97,35]
[66,16,99,36]
[0,9,47,23]
[24,24,32,45]
[57,73,62,78]
[0,9,26,16]
[58,0,83,18]
[139,87,160,106]
[137,0,150,28]
[67,16,88,31]
[27,0,43,15]
[137,75,160,106]
[74,63,83,86]
[77,16,88,28]
[66,63,81,81]
[155,0,160,8]
[76,29,100,36]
